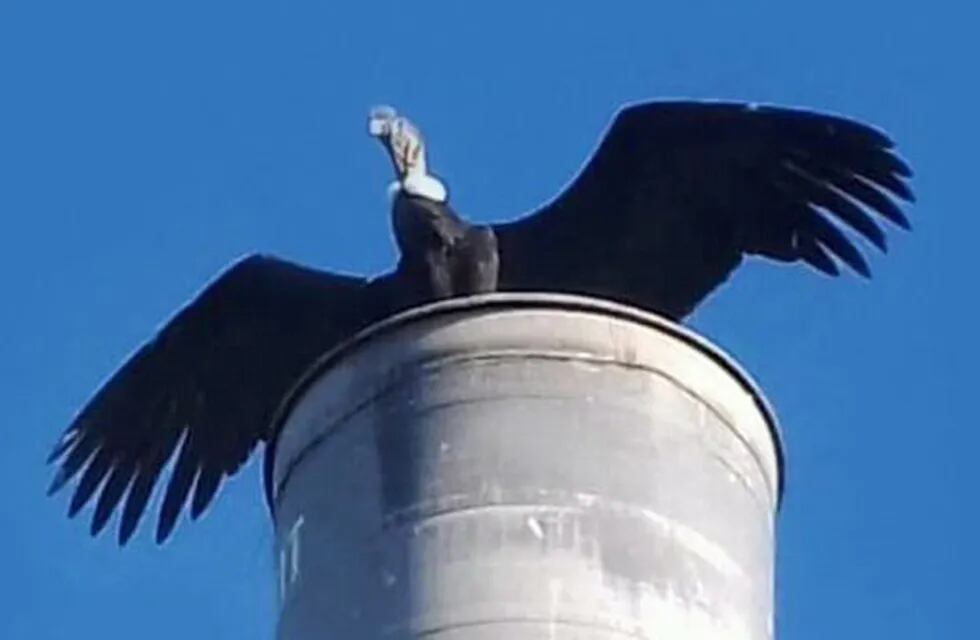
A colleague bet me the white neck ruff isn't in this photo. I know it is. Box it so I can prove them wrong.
[389,172,448,203]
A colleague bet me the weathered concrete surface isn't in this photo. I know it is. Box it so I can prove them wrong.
[271,294,782,640]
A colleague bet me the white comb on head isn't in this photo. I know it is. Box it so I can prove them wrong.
[368,105,398,136]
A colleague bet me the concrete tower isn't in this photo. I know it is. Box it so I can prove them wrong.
[270,294,782,640]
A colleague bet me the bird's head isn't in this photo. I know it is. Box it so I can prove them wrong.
[368,105,447,203]
[369,106,425,178]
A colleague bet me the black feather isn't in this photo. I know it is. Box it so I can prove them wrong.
[91,461,136,536]
[68,448,114,517]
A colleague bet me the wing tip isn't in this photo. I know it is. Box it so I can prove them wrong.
[866,230,889,254]
[155,518,177,545]
[881,202,914,231]
[117,480,153,546]
[118,529,136,546]
[807,255,873,279]
[189,503,206,521]
[156,475,192,545]
[804,254,840,277]
[847,253,872,279]
[46,431,77,465]
[67,489,91,519]
[89,512,110,537]
[46,468,70,496]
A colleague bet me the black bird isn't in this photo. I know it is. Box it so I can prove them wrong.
[369,106,500,299]
[47,100,915,545]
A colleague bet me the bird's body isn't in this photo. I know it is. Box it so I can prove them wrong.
[391,193,499,299]
[375,105,499,301]
[48,100,916,544]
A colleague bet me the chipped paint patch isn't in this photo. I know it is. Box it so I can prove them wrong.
[527,516,545,540]
[278,515,305,603]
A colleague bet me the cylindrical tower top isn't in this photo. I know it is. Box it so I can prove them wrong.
[271,294,783,639]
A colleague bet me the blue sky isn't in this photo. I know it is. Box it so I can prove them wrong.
[1,1,975,638]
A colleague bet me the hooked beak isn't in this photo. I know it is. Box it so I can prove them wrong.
[368,105,398,138]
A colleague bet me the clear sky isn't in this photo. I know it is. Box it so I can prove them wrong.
[1,1,975,638]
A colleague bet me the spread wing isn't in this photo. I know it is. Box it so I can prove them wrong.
[493,101,914,319]
[47,254,394,544]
